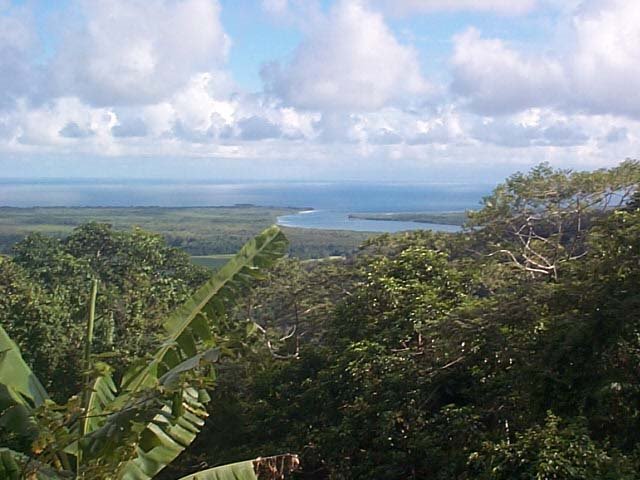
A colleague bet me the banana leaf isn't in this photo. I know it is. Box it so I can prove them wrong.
[177,454,300,480]
[0,323,49,441]
[82,362,117,435]
[81,226,288,480]
[121,225,288,394]
[0,323,48,408]
[0,448,69,480]
[176,460,257,480]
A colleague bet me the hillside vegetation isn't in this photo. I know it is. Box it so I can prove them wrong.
[0,205,372,259]
[1,160,639,479]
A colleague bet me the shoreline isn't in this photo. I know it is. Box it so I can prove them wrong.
[347,211,469,227]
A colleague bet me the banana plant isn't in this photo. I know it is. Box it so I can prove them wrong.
[0,226,298,479]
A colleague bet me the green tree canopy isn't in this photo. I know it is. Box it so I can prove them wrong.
[2,223,211,401]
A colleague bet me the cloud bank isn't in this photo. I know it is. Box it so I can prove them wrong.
[0,0,638,179]
[451,0,640,119]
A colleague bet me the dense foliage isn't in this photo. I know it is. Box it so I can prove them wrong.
[168,161,640,479]
[1,223,210,400]
[0,226,298,479]
[1,161,640,479]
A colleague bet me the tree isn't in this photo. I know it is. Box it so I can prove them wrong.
[0,226,299,479]
[468,160,640,279]
[469,413,636,479]
[4,223,211,401]
[191,163,640,479]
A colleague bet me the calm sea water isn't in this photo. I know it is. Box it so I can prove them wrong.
[276,210,464,233]
[0,180,492,233]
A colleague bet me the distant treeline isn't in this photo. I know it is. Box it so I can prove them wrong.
[348,210,469,226]
[0,205,372,259]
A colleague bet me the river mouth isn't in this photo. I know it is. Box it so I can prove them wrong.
[277,210,462,233]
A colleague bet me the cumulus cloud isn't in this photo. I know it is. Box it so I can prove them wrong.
[407,122,455,145]
[375,0,537,16]
[451,28,566,114]
[238,116,282,140]
[569,0,640,117]
[604,127,628,143]
[0,3,41,109]
[111,117,148,138]
[451,0,640,119]
[13,97,115,147]
[60,122,95,139]
[169,73,237,137]
[0,0,638,177]
[262,0,292,16]
[315,113,362,143]
[470,109,597,148]
[53,0,230,106]
[367,128,402,145]
[310,105,466,147]
[262,0,431,111]
[473,120,589,148]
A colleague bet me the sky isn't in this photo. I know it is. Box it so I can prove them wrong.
[0,0,638,181]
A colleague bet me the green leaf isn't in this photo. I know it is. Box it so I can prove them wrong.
[64,363,119,456]
[121,225,288,394]
[0,448,68,480]
[0,448,20,480]
[176,460,257,480]
[176,455,300,480]
[0,323,49,409]
[79,227,288,480]
[82,362,117,435]
[115,387,209,480]
[159,347,221,388]
[0,324,49,442]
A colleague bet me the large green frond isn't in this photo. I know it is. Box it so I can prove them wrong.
[116,387,209,480]
[0,323,48,408]
[79,227,288,480]
[176,454,300,480]
[121,225,288,394]
[0,324,49,442]
[82,363,117,435]
[176,460,257,480]
[0,448,68,480]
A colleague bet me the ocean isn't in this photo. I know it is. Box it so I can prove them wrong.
[0,179,492,233]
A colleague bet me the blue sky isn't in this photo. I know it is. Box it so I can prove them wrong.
[0,0,637,181]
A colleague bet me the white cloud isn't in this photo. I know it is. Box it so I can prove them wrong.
[570,0,640,117]
[472,118,589,148]
[1,0,638,179]
[111,117,148,138]
[314,113,362,143]
[451,28,566,114]
[260,0,324,29]
[368,128,403,145]
[53,0,230,106]
[261,0,290,16]
[0,3,41,109]
[450,0,640,119]
[12,97,116,150]
[170,73,237,135]
[237,116,282,140]
[375,0,537,16]
[604,127,628,143]
[408,108,465,145]
[262,0,431,111]
[60,121,95,139]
